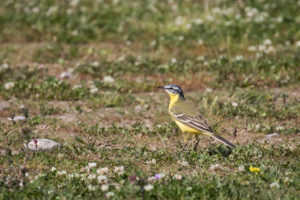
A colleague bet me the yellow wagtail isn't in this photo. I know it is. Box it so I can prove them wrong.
[158,84,235,150]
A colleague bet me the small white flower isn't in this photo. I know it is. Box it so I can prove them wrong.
[255,124,261,129]
[57,170,67,175]
[101,184,109,191]
[4,82,14,90]
[296,41,300,47]
[97,167,109,174]
[232,102,238,107]
[51,167,57,172]
[194,18,203,25]
[106,192,114,198]
[146,159,156,165]
[87,174,96,180]
[175,16,183,26]
[248,46,257,52]
[97,175,107,183]
[72,84,82,90]
[209,164,222,171]
[88,162,97,169]
[234,55,243,61]
[197,39,203,45]
[91,61,99,67]
[171,58,177,64]
[89,85,99,94]
[144,184,154,191]
[275,126,284,131]
[258,45,266,52]
[263,39,272,46]
[114,166,124,175]
[177,159,189,166]
[173,174,182,180]
[284,177,292,183]
[238,165,245,172]
[103,76,115,83]
[88,185,96,191]
[270,182,280,189]
[205,88,213,93]
[178,36,184,41]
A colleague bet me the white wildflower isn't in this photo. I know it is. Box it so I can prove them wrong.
[194,18,203,25]
[103,76,115,83]
[178,36,184,41]
[238,165,245,172]
[248,46,257,52]
[114,166,124,175]
[88,185,96,191]
[101,184,109,192]
[234,55,243,61]
[106,192,114,198]
[263,39,272,46]
[87,174,96,180]
[72,84,82,90]
[171,58,177,64]
[57,170,67,175]
[177,159,189,166]
[175,16,183,26]
[173,174,182,180]
[275,126,283,131]
[144,184,154,191]
[88,162,97,169]
[270,182,280,189]
[255,124,261,129]
[97,167,109,174]
[205,88,213,93]
[91,61,99,67]
[97,175,107,183]
[232,102,238,107]
[197,39,203,45]
[4,82,14,90]
[89,84,98,94]
[51,167,57,172]
[209,164,223,171]
[146,159,156,165]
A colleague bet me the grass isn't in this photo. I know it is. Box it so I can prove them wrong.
[0,0,300,199]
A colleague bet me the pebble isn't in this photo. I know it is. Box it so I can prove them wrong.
[25,139,61,151]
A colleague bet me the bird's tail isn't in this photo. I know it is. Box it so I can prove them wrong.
[203,132,235,148]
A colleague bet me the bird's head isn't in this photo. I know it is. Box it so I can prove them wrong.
[158,84,185,100]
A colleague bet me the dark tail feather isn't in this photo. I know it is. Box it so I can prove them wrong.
[204,132,235,148]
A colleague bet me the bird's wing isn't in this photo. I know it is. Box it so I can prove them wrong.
[170,100,214,134]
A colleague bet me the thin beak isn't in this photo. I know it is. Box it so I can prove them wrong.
[157,86,164,89]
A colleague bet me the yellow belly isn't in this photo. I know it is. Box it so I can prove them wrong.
[173,117,200,134]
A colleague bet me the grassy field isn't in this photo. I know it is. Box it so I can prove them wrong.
[0,0,300,199]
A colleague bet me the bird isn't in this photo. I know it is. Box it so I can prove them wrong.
[158,84,235,150]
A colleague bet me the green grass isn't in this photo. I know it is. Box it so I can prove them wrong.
[0,0,300,199]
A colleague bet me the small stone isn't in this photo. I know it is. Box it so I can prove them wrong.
[60,72,72,79]
[25,139,61,151]
[8,116,26,122]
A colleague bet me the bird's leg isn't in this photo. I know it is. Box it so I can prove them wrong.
[193,136,200,151]
[181,133,188,152]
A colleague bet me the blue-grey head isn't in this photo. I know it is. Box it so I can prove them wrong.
[158,84,185,100]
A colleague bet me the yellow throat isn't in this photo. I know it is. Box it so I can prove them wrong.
[167,91,180,110]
